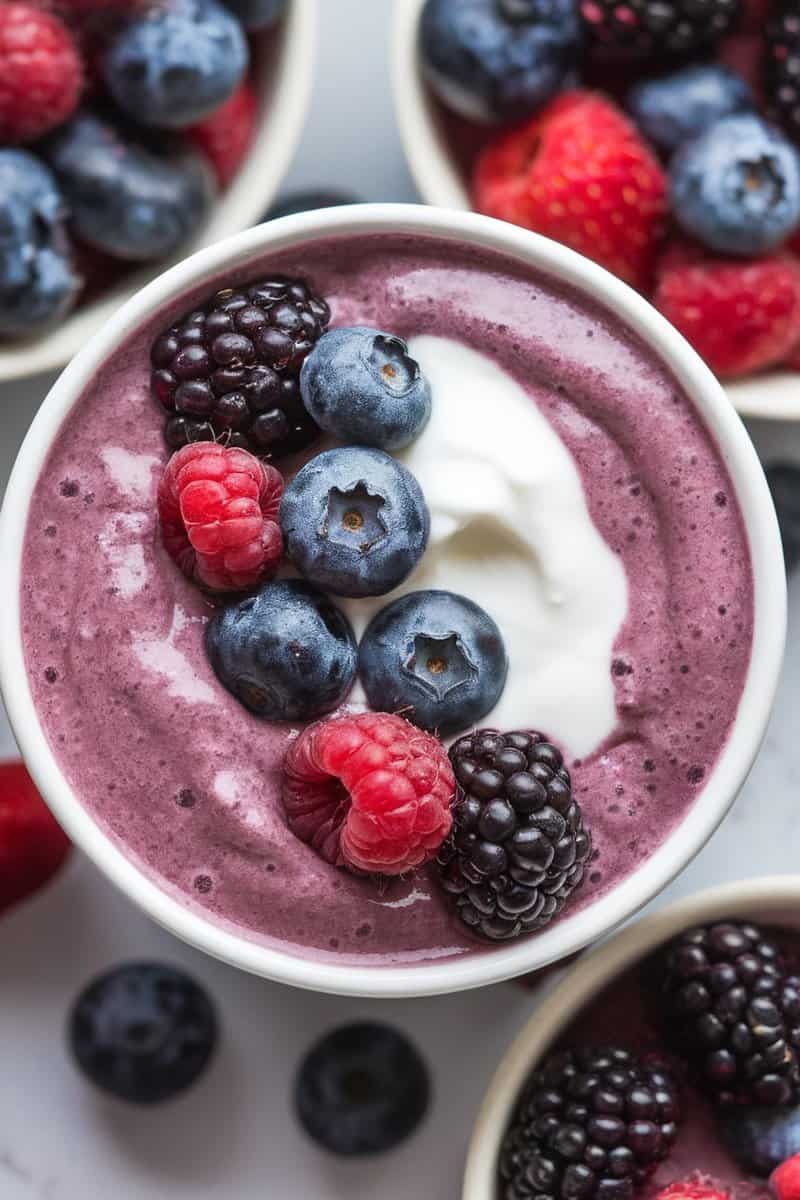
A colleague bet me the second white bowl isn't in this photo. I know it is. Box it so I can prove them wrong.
[390,0,800,422]
[463,875,800,1198]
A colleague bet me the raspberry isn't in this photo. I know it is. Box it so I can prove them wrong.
[187,79,258,188]
[473,91,667,291]
[653,240,800,379]
[157,443,284,593]
[656,1178,730,1200]
[282,713,455,876]
[772,1154,800,1200]
[0,760,71,916]
[0,3,83,143]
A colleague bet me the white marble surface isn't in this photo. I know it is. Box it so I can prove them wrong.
[2,3,800,1196]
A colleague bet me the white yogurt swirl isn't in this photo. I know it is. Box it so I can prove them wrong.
[342,336,629,760]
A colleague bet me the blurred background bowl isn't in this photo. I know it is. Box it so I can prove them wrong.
[462,875,800,1199]
[0,0,317,385]
[390,0,799,423]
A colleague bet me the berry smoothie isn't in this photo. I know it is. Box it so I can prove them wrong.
[499,921,800,1200]
[19,232,753,966]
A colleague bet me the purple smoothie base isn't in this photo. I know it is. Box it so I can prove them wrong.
[19,233,754,967]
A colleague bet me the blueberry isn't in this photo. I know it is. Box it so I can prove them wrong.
[670,113,800,257]
[301,327,432,450]
[68,963,217,1104]
[628,65,752,154]
[419,0,581,124]
[766,463,800,572]
[221,0,286,29]
[205,579,357,720]
[295,1023,430,1156]
[358,589,508,737]
[103,0,248,129]
[44,112,214,263]
[0,150,79,338]
[280,447,430,598]
[265,190,361,221]
[718,1105,800,1177]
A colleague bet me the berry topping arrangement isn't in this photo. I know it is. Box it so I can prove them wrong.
[500,919,800,1200]
[419,0,800,381]
[0,0,288,343]
[146,271,603,944]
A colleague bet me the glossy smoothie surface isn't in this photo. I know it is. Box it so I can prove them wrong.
[20,233,754,966]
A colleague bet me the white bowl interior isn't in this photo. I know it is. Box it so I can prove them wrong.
[463,875,800,1199]
[0,0,317,384]
[0,204,787,998]
[390,0,799,422]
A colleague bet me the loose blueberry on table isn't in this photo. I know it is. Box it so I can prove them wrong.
[420,0,800,381]
[0,0,288,341]
[69,962,217,1104]
[295,1022,430,1156]
[499,919,800,1200]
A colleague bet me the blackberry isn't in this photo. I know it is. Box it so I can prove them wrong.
[580,0,741,60]
[764,8,800,145]
[437,729,591,941]
[150,276,330,461]
[500,1045,681,1200]
[661,921,800,1107]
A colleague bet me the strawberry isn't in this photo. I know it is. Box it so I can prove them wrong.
[187,79,258,188]
[0,760,71,916]
[473,90,667,291]
[772,1153,800,1200]
[653,239,800,379]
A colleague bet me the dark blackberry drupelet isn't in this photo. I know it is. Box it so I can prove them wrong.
[661,921,800,1107]
[500,1045,681,1200]
[437,729,591,942]
[580,0,741,59]
[150,276,330,460]
[764,8,800,145]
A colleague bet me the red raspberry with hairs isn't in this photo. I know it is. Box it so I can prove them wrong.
[283,712,455,876]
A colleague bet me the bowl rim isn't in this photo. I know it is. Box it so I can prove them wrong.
[0,202,787,998]
[462,873,800,1199]
[389,0,800,422]
[0,0,318,384]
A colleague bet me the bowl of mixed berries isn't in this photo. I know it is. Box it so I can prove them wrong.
[0,0,315,382]
[464,875,800,1200]
[392,0,800,419]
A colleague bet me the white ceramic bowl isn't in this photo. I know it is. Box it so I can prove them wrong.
[0,0,317,384]
[463,874,800,1198]
[391,0,798,422]
[0,203,786,997]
